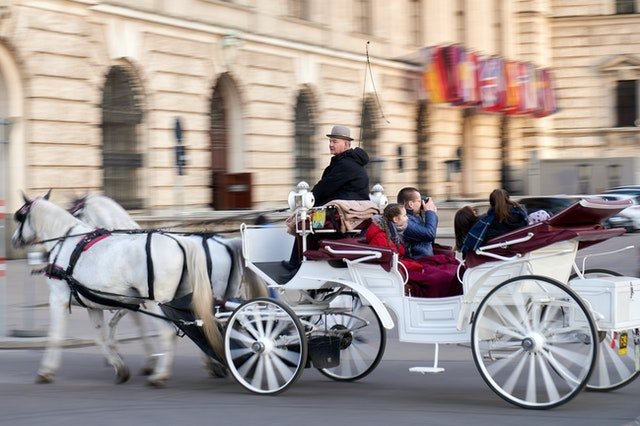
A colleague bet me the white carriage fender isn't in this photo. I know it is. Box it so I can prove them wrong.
[307,276,394,329]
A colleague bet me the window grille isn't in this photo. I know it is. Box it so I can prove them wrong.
[294,90,316,184]
[616,80,637,127]
[616,0,636,14]
[101,65,143,210]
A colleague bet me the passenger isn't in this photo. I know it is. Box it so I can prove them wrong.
[397,187,438,259]
[460,189,528,257]
[365,203,423,272]
[366,204,461,298]
[454,206,479,252]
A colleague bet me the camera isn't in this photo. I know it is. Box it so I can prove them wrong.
[421,196,430,203]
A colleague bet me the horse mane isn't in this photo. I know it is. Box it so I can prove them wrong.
[80,195,140,230]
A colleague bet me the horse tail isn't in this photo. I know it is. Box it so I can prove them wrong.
[180,237,224,359]
[227,237,268,299]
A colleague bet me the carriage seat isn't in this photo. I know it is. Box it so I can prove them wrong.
[287,200,381,235]
[464,198,630,269]
[303,238,396,272]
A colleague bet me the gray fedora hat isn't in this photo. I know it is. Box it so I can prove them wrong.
[326,125,354,141]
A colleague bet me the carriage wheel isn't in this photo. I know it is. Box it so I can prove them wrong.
[224,298,307,395]
[569,269,640,391]
[471,275,598,409]
[315,291,386,382]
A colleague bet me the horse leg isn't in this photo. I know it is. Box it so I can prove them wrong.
[147,305,177,387]
[108,309,157,375]
[37,284,69,383]
[86,308,130,383]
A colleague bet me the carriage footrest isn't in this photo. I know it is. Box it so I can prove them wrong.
[409,366,445,374]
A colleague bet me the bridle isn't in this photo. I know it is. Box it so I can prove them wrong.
[13,199,35,246]
[67,196,87,217]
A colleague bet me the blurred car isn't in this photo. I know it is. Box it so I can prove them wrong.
[516,195,634,232]
[603,186,640,197]
[516,195,583,216]
[590,193,640,232]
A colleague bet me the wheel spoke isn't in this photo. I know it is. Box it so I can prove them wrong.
[526,354,537,403]
[497,349,527,394]
[229,327,258,345]
[540,349,581,386]
[251,356,266,389]
[536,352,561,402]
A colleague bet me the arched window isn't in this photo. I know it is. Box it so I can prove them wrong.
[360,97,380,186]
[210,73,250,209]
[101,65,143,209]
[294,89,316,185]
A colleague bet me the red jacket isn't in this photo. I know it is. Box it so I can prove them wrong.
[365,222,405,255]
[365,223,423,272]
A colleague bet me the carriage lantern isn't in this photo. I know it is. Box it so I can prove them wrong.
[287,181,315,211]
[369,183,388,208]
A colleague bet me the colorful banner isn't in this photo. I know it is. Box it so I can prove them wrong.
[478,56,505,112]
[421,44,558,117]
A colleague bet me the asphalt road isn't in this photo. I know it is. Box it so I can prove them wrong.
[1,233,639,425]
[0,335,639,426]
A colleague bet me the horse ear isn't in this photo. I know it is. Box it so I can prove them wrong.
[21,190,31,203]
[44,189,52,200]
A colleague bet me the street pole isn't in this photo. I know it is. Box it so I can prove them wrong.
[174,117,188,215]
[0,118,9,337]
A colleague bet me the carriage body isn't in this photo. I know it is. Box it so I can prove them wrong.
[234,197,640,408]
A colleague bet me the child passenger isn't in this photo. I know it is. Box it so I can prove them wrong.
[365,204,423,272]
[366,204,461,297]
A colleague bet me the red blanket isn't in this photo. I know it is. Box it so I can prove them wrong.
[405,254,462,298]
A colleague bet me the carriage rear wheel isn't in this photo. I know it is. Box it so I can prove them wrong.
[569,269,640,391]
[471,275,598,409]
[224,298,307,395]
[314,291,386,382]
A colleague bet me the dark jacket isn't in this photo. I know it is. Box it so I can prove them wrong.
[461,206,528,257]
[312,147,370,206]
[403,209,438,258]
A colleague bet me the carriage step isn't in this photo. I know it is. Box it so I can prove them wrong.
[409,366,445,374]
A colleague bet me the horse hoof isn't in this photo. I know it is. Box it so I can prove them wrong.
[116,366,130,384]
[208,363,228,378]
[147,377,167,388]
[139,366,154,376]
[36,374,53,384]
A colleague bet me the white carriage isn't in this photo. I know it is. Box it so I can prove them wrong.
[226,191,640,409]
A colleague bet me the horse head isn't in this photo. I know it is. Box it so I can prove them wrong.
[68,194,89,217]
[12,189,79,248]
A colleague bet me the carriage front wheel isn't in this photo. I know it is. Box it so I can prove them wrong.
[569,269,640,392]
[314,291,386,382]
[224,298,307,395]
[471,275,598,409]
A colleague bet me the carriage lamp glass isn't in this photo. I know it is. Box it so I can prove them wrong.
[287,181,315,211]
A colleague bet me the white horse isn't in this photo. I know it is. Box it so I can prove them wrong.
[12,191,223,386]
[68,194,268,376]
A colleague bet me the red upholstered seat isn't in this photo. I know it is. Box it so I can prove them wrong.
[464,198,629,269]
[303,238,396,271]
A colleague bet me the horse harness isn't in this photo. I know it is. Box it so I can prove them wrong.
[44,229,186,312]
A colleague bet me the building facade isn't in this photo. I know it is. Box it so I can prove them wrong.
[0,0,639,254]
